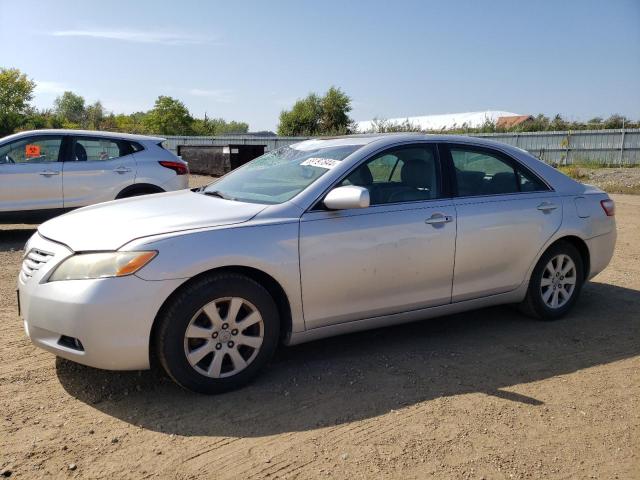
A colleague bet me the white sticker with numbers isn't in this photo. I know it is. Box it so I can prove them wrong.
[300,157,341,169]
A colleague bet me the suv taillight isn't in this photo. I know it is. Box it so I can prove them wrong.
[159,161,188,175]
[600,199,615,216]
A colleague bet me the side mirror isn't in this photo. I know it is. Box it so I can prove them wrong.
[323,186,370,210]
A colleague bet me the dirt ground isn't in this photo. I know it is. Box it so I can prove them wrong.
[0,186,638,479]
[559,166,640,195]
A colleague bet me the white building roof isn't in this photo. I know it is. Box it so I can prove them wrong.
[356,110,523,132]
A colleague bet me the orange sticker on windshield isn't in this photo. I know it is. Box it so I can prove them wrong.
[25,144,41,158]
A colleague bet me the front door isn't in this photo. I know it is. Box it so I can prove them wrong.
[62,136,136,208]
[299,143,456,329]
[0,135,64,212]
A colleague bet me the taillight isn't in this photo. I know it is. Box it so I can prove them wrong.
[600,199,615,216]
[159,161,188,175]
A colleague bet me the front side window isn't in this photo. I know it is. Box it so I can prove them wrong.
[0,136,63,165]
[451,146,547,196]
[340,144,440,205]
[203,143,362,204]
[71,137,130,162]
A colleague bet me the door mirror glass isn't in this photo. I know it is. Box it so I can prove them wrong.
[323,186,370,210]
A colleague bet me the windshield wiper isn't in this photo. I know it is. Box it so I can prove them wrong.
[203,190,235,201]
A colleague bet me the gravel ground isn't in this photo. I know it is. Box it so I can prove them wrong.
[0,181,638,479]
[564,167,640,195]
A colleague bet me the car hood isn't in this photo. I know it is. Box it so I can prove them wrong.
[38,190,268,251]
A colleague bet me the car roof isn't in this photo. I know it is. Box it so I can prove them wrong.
[293,133,524,151]
[0,129,165,143]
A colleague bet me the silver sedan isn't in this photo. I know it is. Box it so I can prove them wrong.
[17,134,616,393]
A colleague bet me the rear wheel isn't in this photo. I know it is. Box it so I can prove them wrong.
[155,273,280,393]
[519,241,584,320]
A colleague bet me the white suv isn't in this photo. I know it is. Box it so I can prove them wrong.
[0,129,189,220]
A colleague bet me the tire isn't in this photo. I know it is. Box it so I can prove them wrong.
[155,273,280,394]
[519,240,584,321]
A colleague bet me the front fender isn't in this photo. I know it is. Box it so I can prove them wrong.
[128,222,305,333]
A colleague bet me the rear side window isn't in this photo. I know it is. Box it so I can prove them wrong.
[0,136,63,164]
[129,141,144,152]
[71,137,131,162]
[450,146,547,197]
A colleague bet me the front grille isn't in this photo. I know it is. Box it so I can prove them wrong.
[20,248,54,283]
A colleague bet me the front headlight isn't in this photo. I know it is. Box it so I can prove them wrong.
[48,251,157,282]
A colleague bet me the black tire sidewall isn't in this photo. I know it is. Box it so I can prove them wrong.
[157,274,280,394]
[528,242,584,320]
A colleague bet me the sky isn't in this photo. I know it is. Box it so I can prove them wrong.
[1,0,639,131]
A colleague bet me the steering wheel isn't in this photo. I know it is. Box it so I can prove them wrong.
[4,154,15,164]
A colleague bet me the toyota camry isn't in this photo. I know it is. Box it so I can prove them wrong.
[17,134,616,393]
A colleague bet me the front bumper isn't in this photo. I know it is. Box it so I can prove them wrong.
[18,233,185,370]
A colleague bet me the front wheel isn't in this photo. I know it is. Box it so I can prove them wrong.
[155,273,280,394]
[519,241,584,320]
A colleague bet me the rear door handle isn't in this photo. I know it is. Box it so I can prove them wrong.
[537,202,558,212]
[38,170,59,177]
[113,166,132,174]
[425,213,454,225]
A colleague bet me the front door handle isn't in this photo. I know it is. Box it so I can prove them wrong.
[38,170,59,177]
[537,202,558,212]
[113,166,132,174]
[425,213,454,225]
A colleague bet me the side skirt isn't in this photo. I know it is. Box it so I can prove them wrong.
[285,285,528,346]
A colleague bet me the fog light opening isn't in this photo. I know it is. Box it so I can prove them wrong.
[58,335,85,352]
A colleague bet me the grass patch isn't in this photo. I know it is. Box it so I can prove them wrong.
[603,184,640,195]
[558,165,588,180]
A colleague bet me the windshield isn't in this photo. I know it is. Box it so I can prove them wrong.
[202,143,361,204]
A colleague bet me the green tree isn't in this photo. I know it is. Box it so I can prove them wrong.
[603,114,628,129]
[193,114,250,135]
[85,101,105,130]
[113,112,149,134]
[0,67,36,136]
[278,93,322,136]
[143,96,193,135]
[54,91,86,127]
[550,114,568,131]
[320,86,352,134]
[277,87,353,136]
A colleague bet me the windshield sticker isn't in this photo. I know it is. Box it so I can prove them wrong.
[300,157,341,169]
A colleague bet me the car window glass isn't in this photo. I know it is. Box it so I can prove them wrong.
[519,169,548,192]
[451,147,548,196]
[203,144,362,204]
[340,145,439,205]
[0,136,63,165]
[451,148,519,196]
[72,137,128,162]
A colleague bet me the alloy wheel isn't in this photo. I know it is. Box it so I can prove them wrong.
[183,297,264,378]
[540,254,577,309]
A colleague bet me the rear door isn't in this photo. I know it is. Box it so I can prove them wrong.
[62,135,137,208]
[0,135,64,212]
[443,143,562,302]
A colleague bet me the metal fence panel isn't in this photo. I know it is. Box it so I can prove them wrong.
[471,129,640,165]
[164,129,640,165]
